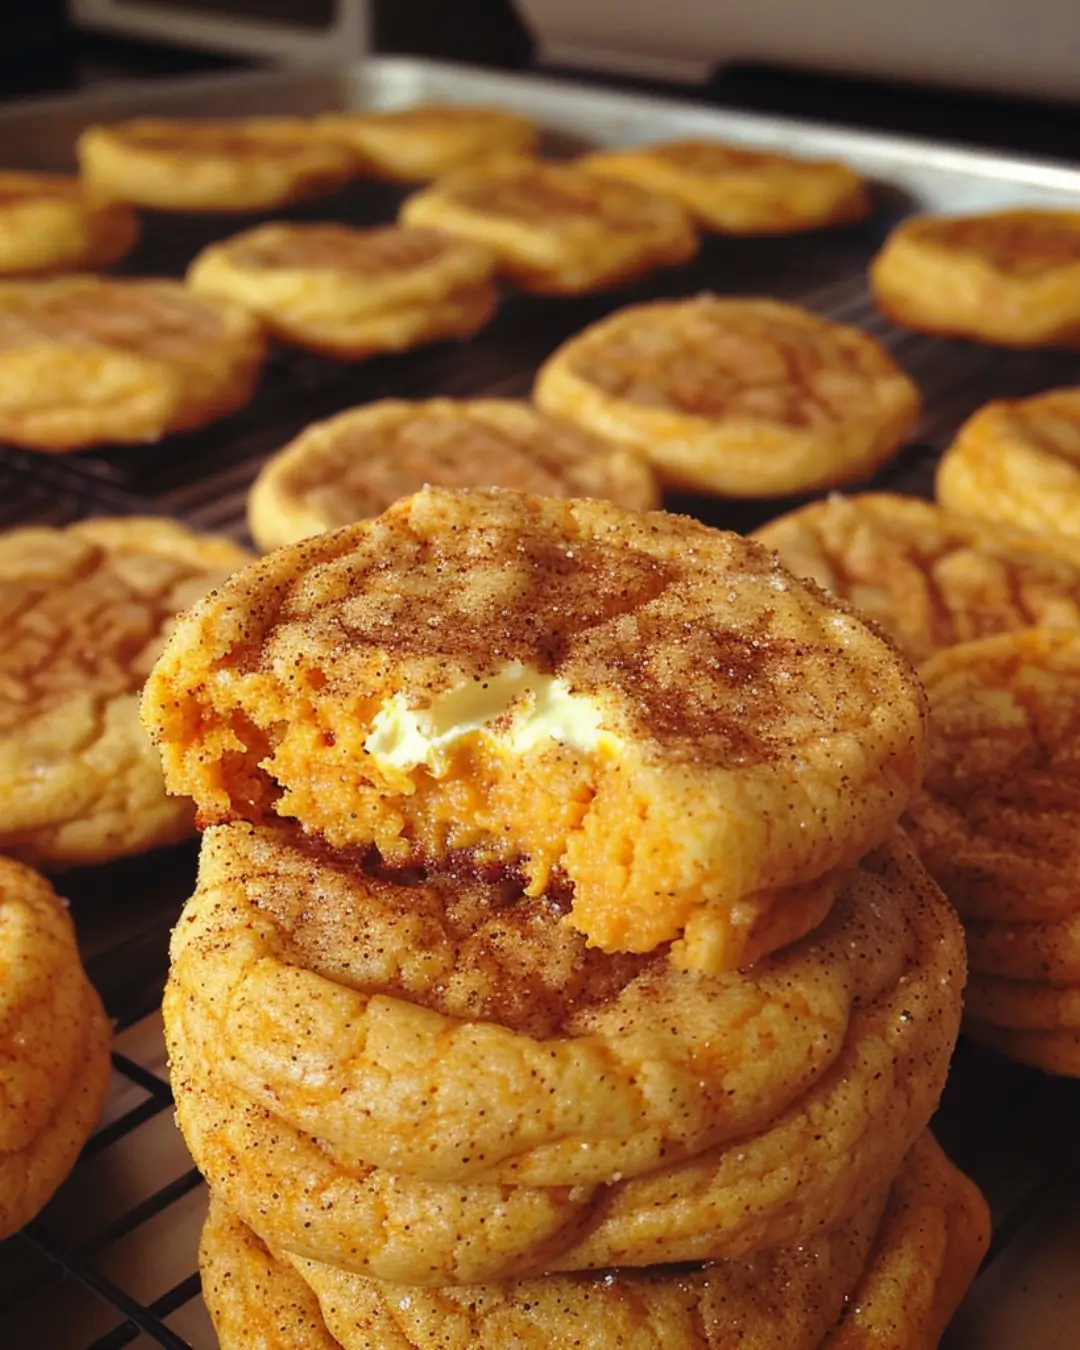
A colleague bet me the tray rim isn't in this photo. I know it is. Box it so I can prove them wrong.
[0,53,1078,198]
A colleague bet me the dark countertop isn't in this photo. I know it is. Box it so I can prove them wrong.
[1,27,1078,166]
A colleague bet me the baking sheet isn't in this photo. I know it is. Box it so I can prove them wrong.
[0,56,1078,1350]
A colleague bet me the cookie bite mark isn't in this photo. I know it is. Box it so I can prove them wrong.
[142,488,927,966]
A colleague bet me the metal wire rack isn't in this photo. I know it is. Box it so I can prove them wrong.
[1,92,1080,1350]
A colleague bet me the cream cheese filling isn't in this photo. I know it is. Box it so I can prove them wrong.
[364,661,621,773]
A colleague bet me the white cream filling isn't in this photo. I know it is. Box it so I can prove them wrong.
[364,661,620,772]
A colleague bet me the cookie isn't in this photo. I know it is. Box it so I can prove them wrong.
[0,171,138,276]
[966,911,1080,984]
[142,488,927,965]
[187,223,498,361]
[0,857,111,1239]
[0,275,266,452]
[903,627,1080,924]
[198,1131,987,1350]
[578,140,869,235]
[533,296,920,496]
[399,156,698,294]
[965,971,1080,1031]
[937,386,1080,543]
[965,1021,1080,1075]
[313,103,537,180]
[0,517,249,870]
[77,117,358,213]
[755,492,1080,665]
[166,828,962,1284]
[247,398,660,550]
[870,208,1080,346]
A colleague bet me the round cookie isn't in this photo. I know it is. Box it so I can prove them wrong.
[198,1133,988,1350]
[533,295,920,496]
[0,275,266,452]
[187,223,498,361]
[165,828,963,1284]
[247,398,660,550]
[0,516,249,870]
[966,1020,1080,1075]
[0,856,111,1239]
[77,117,358,213]
[0,172,138,276]
[870,208,1080,347]
[966,910,1080,983]
[903,627,1080,924]
[142,487,928,965]
[965,971,1080,1031]
[313,103,538,180]
[578,140,869,235]
[399,156,698,294]
[937,387,1080,543]
[755,492,1080,665]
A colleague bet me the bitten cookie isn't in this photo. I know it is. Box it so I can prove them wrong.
[143,487,927,966]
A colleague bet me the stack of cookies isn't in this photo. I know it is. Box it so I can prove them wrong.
[141,488,989,1349]
[905,627,1080,1078]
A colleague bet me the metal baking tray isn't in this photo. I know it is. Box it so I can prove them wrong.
[1,56,1079,1350]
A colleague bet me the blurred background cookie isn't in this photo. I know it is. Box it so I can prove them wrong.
[247,397,659,550]
[756,492,1080,664]
[0,516,248,870]
[904,627,1080,1076]
[937,386,1080,542]
[534,295,919,495]
[0,275,266,451]
[187,222,497,361]
[399,156,698,293]
[0,171,138,276]
[578,139,869,235]
[0,856,111,1241]
[77,117,359,212]
[870,208,1080,346]
[314,102,537,180]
